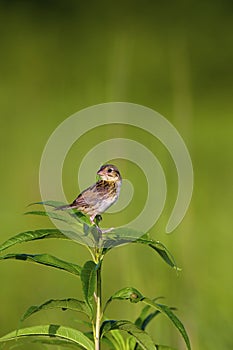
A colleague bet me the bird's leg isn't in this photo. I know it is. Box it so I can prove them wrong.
[91,215,113,235]
[90,215,96,226]
[90,215,103,246]
[94,215,102,227]
[91,215,103,235]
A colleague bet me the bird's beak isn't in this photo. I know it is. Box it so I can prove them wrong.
[96,169,103,181]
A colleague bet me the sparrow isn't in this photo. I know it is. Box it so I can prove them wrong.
[56,164,122,225]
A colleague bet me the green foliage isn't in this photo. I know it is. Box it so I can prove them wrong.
[81,261,97,317]
[0,325,94,350]
[0,253,81,276]
[103,231,179,270]
[104,288,190,350]
[135,302,162,330]
[142,299,190,350]
[105,287,144,305]
[21,298,92,322]
[0,229,69,253]
[101,320,155,350]
[0,203,191,350]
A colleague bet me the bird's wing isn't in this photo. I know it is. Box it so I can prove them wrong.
[72,183,103,208]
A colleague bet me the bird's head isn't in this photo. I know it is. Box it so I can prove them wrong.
[97,164,122,182]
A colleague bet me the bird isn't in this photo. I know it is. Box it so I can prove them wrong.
[56,164,122,225]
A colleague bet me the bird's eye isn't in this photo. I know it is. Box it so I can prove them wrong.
[107,168,112,173]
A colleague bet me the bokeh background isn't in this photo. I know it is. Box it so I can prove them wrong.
[0,1,232,349]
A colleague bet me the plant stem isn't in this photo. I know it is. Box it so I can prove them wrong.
[95,252,102,350]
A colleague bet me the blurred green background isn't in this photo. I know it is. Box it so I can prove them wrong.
[0,1,232,349]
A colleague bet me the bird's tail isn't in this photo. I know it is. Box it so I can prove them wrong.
[55,204,74,211]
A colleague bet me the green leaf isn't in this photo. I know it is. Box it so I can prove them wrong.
[135,297,166,330]
[25,210,78,225]
[26,207,92,227]
[109,287,144,302]
[32,338,84,349]
[29,201,91,224]
[104,330,126,350]
[126,335,137,350]
[3,337,83,349]
[135,308,160,331]
[103,228,145,248]
[80,261,97,315]
[0,253,81,276]
[147,242,179,270]
[100,320,155,350]
[104,287,144,312]
[132,238,179,270]
[0,325,94,350]
[102,288,190,350]
[103,230,179,270]
[24,210,94,242]
[110,227,145,240]
[135,305,151,327]
[155,346,178,350]
[142,298,191,350]
[21,298,92,322]
[0,229,70,253]
[127,337,178,350]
